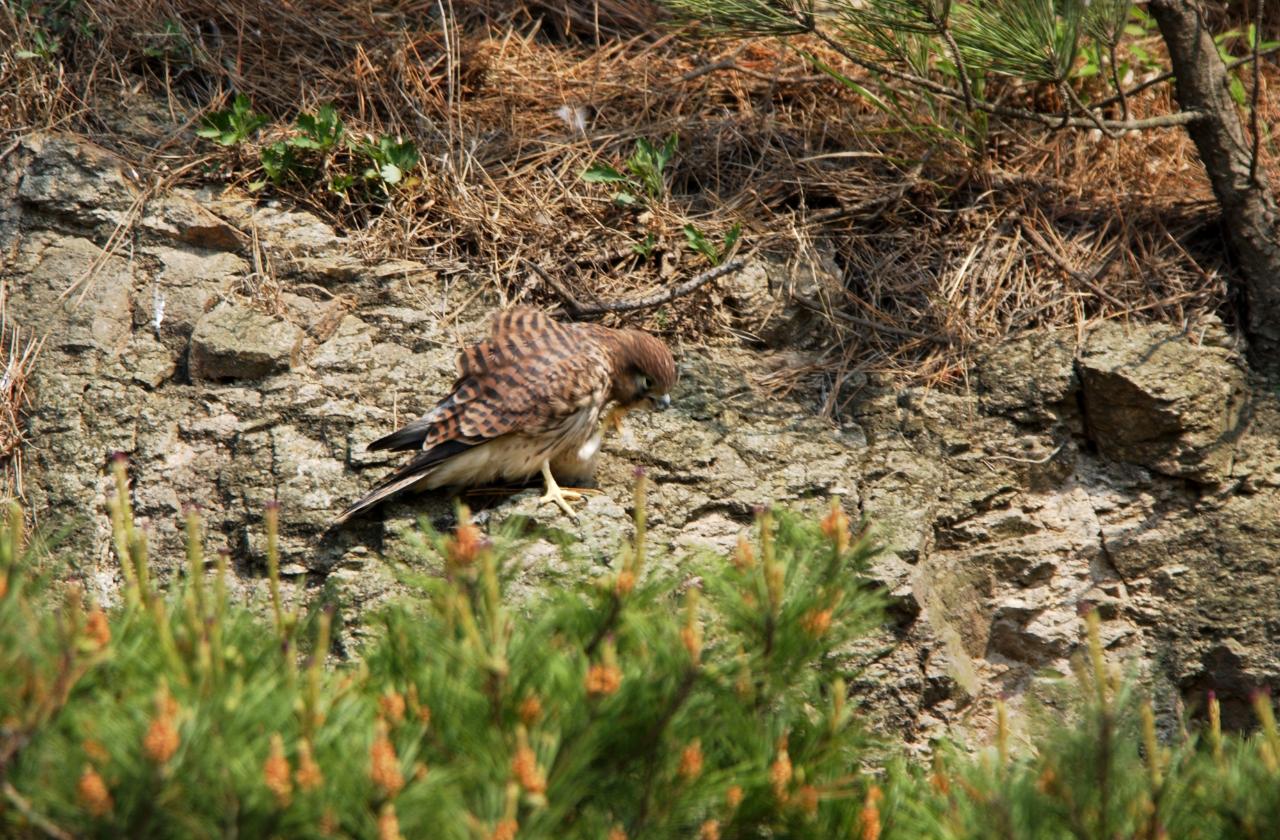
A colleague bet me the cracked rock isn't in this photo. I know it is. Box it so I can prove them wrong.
[189,304,304,381]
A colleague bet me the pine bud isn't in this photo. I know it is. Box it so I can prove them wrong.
[820,498,851,554]
[84,608,111,650]
[143,685,180,764]
[77,765,113,817]
[512,728,546,794]
[378,803,403,840]
[370,720,404,797]
[770,737,792,800]
[518,695,543,726]
[699,819,720,840]
[296,739,324,792]
[678,739,703,781]
[379,690,406,725]
[732,534,754,571]
[263,733,292,807]
[489,819,518,840]
[859,785,883,840]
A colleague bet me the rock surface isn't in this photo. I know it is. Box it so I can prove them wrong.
[5,134,1280,742]
[189,304,304,381]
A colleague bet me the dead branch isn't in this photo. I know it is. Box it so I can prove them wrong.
[525,258,748,318]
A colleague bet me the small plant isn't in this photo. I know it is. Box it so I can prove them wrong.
[292,103,345,152]
[583,133,679,205]
[683,222,742,266]
[358,135,420,187]
[255,141,307,188]
[141,19,191,62]
[15,27,60,61]
[631,230,658,259]
[196,94,268,146]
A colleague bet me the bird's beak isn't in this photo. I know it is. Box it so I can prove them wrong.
[654,393,671,411]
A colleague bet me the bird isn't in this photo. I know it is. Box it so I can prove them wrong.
[334,306,676,524]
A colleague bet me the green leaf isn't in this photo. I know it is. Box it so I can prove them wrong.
[582,163,629,184]
[683,224,719,263]
[1229,75,1247,107]
[379,163,403,184]
[723,223,742,255]
[613,191,640,206]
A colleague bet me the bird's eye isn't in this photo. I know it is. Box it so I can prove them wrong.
[636,374,650,392]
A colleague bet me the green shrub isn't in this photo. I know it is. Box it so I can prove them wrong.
[6,458,1280,838]
[1,461,884,838]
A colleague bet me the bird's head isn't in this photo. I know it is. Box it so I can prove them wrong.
[615,330,677,411]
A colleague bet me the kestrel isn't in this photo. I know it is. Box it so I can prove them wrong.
[334,306,676,523]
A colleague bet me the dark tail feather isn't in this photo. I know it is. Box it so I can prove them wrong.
[367,426,427,452]
[332,465,436,524]
[333,440,475,524]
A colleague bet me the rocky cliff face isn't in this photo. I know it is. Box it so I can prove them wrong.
[5,134,1280,743]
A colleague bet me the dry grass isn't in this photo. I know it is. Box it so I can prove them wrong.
[2,0,1277,410]
[0,287,43,501]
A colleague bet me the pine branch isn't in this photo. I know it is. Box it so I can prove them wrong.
[806,27,1204,132]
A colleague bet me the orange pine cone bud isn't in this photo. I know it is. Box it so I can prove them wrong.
[378,803,403,840]
[733,534,754,571]
[489,818,518,840]
[678,739,704,781]
[518,695,543,726]
[511,745,546,794]
[143,714,179,764]
[801,608,833,638]
[585,663,622,697]
[607,827,627,840]
[379,691,406,725]
[84,608,111,649]
[725,784,744,810]
[263,733,293,807]
[681,625,702,661]
[820,500,851,554]
[615,569,636,596]
[296,739,324,792]
[796,784,819,816]
[77,765,113,817]
[860,785,883,840]
[769,739,792,800]
[445,518,485,568]
[370,721,404,798]
[699,819,720,840]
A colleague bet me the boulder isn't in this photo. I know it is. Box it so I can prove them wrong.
[1079,322,1246,484]
[189,304,304,381]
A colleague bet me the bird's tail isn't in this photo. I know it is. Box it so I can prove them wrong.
[332,462,437,525]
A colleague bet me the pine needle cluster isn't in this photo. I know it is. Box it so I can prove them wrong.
[3,461,1280,838]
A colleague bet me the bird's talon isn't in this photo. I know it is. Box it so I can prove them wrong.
[539,461,585,519]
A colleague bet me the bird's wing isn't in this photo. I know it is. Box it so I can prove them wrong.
[455,306,574,381]
[369,311,605,451]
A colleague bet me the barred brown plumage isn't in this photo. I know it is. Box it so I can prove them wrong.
[333,307,676,523]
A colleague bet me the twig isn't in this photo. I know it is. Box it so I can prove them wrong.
[526,258,748,318]
[934,14,975,113]
[1092,43,1280,114]
[679,46,744,82]
[983,443,1065,464]
[1249,1,1264,187]
[1063,79,1116,139]
[1108,41,1129,122]
[3,782,73,840]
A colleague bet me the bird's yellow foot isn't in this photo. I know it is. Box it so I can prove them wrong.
[604,405,630,436]
[539,461,585,519]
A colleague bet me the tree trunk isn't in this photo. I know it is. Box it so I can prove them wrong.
[1150,0,1280,367]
